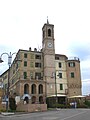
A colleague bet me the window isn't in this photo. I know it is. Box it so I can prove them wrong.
[60,84,63,90]
[35,72,41,79]
[55,56,59,60]
[24,61,27,67]
[39,96,43,104]
[35,63,41,68]
[59,62,62,68]
[30,72,33,79]
[24,53,27,58]
[35,55,41,59]
[24,84,29,94]
[59,73,62,78]
[31,84,36,94]
[68,62,75,67]
[38,84,43,94]
[24,72,27,79]
[48,29,51,36]
[71,72,74,78]
[30,62,34,67]
[30,54,34,59]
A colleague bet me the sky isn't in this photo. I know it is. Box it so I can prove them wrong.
[0,0,90,95]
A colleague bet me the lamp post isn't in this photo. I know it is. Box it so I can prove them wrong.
[0,52,16,112]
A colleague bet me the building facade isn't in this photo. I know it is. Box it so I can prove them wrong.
[55,54,68,95]
[0,20,82,106]
[66,57,82,97]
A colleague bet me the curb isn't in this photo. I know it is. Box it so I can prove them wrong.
[1,112,15,116]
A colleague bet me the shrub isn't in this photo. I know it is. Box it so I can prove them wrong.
[77,103,88,108]
[51,103,67,108]
[84,100,90,108]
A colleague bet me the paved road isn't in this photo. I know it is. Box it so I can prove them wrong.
[0,109,90,120]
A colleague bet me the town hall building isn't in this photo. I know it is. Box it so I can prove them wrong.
[0,19,82,111]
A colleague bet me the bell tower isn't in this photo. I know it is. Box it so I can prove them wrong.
[42,18,55,96]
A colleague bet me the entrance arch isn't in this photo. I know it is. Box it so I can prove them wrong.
[24,96,29,104]
[32,96,36,104]
[39,96,43,104]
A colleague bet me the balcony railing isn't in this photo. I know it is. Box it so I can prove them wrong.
[68,57,79,61]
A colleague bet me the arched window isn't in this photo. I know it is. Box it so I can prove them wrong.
[31,84,36,94]
[38,84,43,94]
[24,97,29,104]
[24,84,29,94]
[39,96,43,104]
[48,29,51,37]
[32,96,36,104]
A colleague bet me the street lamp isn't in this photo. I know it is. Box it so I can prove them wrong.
[0,52,16,112]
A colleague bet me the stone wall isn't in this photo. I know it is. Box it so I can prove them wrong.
[16,103,47,112]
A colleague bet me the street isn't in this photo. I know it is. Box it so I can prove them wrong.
[0,109,90,120]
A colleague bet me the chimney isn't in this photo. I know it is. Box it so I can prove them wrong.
[34,48,37,51]
[29,47,31,51]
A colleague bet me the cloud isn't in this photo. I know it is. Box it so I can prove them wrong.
[0,45,18,53]
[82,79,90,95]
[67,40,90,95]
[68,41,90,76]
[68,42,90,59]
[82,79,90,84]
[0,45,18,75]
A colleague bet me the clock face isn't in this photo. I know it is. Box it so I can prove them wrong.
[48,42,52,48]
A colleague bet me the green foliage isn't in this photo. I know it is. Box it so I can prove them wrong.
[9,97,16,110]
[77,103,88,108]
[46,97,71,108]
[84,100,90,108]
[52,104,66,108]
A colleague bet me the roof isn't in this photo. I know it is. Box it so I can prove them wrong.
[68,95,85,98]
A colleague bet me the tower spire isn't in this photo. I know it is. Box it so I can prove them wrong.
[47,16,49,24]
